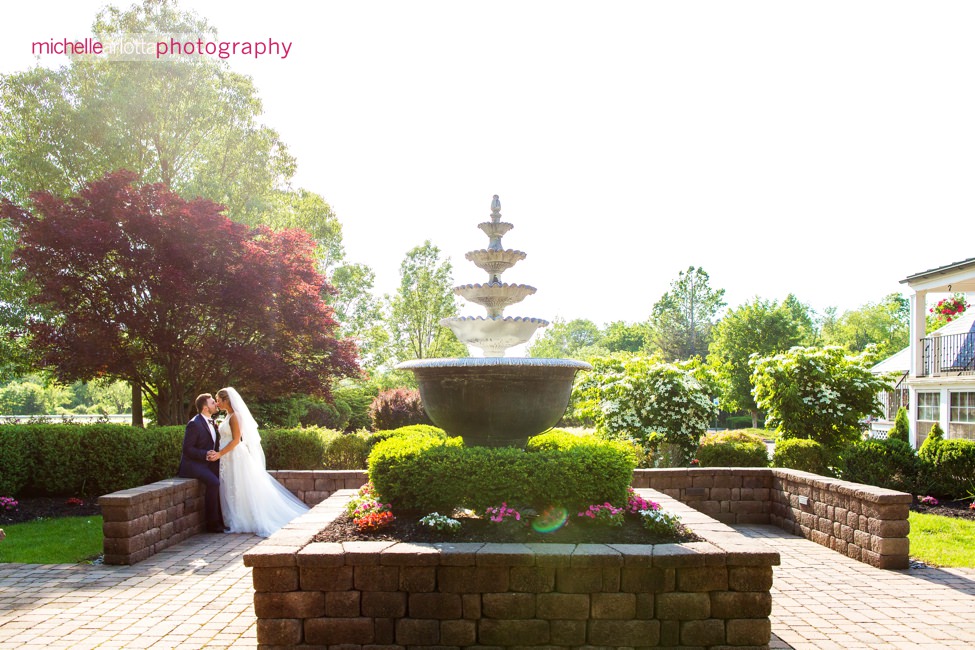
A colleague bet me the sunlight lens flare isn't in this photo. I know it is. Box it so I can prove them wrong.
[531,506,568,533]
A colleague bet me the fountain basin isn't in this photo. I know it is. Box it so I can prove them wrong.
[453,282,537,317]
[441,316,548,357]
[396,357,591,447]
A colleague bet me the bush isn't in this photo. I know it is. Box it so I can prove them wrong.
[368,434,636,514]
[367,424,446,446]
[261,427,338,470]
[840,438,917,493]
[323,433,372,469]
[726,415,763,430]
[918,434,975,498]
[695,430,769,467]
[887,406,909,443]
[772,438,831,475]
[299,398,352,430]
[334,384,378,432]
[368,388,433,431]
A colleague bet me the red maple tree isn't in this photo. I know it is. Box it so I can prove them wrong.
[1,171,359,425]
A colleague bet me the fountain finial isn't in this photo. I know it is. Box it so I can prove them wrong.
[490,195,501,222]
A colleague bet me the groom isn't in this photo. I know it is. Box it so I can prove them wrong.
[178,393,225,533]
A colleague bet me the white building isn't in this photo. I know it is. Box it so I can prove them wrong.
[872,257,975,447]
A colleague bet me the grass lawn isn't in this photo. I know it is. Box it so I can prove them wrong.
[909,510,975,568]
[0,515,103,564]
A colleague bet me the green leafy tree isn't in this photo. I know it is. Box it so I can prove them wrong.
[0,374,71,415]
[649,266,726,361]
[386,241,466,363]
[330,262,384,369]
[750,346,890,455]
[820,293,910,355]
[528,318,603,359]
[574,354,716,466]
[598,320,654,354]
[708,297,809,427]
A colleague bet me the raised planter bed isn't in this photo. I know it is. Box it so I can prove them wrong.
[243,489,780,648]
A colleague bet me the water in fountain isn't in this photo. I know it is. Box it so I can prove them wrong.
[397,196,590,447]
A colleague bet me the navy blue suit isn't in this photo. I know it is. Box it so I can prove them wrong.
[178,413,223,530]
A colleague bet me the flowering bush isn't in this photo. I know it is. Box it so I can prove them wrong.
[65,497,84,506]
[626,487,657,514]
[419,512,461,533]
[969,501,975,511]
[485,502,522,524]
[690,458,700,466]
[750,346,889,454]
[577,502,625,526]
[574,355,716,465]
[355,510,395,531]
[640,508,683,536]
[0,497,18,511]
[929,294,969,323]
[919,495,939,506]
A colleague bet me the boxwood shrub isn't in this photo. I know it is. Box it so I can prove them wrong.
[840,438,918,493]
[695,430,769,467]
[368,433,636,513]
[772,437,831,475]
[918,435,975,498]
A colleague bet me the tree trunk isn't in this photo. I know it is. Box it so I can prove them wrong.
[750,409,758,429]
[131,383,143,427]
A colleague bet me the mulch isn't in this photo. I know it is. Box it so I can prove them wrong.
[0,496,102,525]
[910,497,975,522]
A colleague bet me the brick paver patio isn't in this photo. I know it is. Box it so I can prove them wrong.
[0,525,973,648]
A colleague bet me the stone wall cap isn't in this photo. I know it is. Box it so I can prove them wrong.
[476,543,535,566]
[243,544,301,567]
[524,543,575,567]
[432,542,483,565]
[570,544,622,567]
[342,541,394,564]
[607,544,654,567]
[653,542,713,568]
[98,478,196,506]
[381,543,441,566]
[297,542,346,567]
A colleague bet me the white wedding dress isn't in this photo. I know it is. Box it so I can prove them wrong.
[218,415,308,537]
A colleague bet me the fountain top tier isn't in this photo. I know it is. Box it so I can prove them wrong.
[442,195,548,357]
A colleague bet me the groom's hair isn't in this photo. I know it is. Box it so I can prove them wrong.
[195,393,213,413]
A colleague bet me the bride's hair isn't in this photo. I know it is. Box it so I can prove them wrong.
[216,388,231,406]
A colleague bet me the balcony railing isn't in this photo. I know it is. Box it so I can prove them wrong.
[921,331,975,376]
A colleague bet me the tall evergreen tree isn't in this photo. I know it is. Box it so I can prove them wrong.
[650,266,726,361]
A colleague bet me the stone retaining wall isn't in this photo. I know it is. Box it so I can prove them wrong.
[98,470,367,565]
[244,490,780,649]
[99,467,910,569]
[632,468,911,569]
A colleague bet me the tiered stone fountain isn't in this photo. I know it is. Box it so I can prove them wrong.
[397,196,590,448]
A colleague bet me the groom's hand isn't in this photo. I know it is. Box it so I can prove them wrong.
[206,450,218,461]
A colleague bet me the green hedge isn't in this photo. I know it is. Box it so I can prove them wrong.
[368,431,636,513]
[695,430,769,467]
[772,438,831,475]
[0,423,360,498]
[918,437,975,498]
[840,438,918,493]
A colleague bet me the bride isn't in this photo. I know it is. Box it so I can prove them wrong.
[209,387,308,537]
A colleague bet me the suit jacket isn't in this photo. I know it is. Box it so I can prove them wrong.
[177,413,219,478]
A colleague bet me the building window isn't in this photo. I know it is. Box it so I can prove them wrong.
[949,391,975,440]
[917,392,940,422]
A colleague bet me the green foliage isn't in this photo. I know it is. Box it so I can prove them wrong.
[384,241,467,364]
[887,406,910,443]
[772,438,831,475]
[707,296,810,419]
[573,354,716,466]
[918,435,975,498]
[750,346,890,454]
[261,427,340,470]
[323,433,372,470]
[368,435,635,514]
[528,318,603,359]
[367,424,447,446]
[369,388,432,431]
[820,293,910,356]
[333,383,378,432]
[649,266,726,361]
[840,438,918,493]
[695,430,769,468]
[0,426,31,494]
[726,415,764,429]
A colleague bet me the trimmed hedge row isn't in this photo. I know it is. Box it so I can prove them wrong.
[368,429,637,513]
[0,423,391,498]
[694,430,769,467]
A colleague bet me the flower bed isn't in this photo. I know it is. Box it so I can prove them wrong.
[243,488,779,648]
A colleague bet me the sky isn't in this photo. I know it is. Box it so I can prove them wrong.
[2,1,974,337]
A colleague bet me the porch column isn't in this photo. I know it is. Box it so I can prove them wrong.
[908,384,918,448]
[910,290,927,378]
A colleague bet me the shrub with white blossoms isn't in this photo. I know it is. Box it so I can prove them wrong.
[750,345,890,454]
[573,355,716,465]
